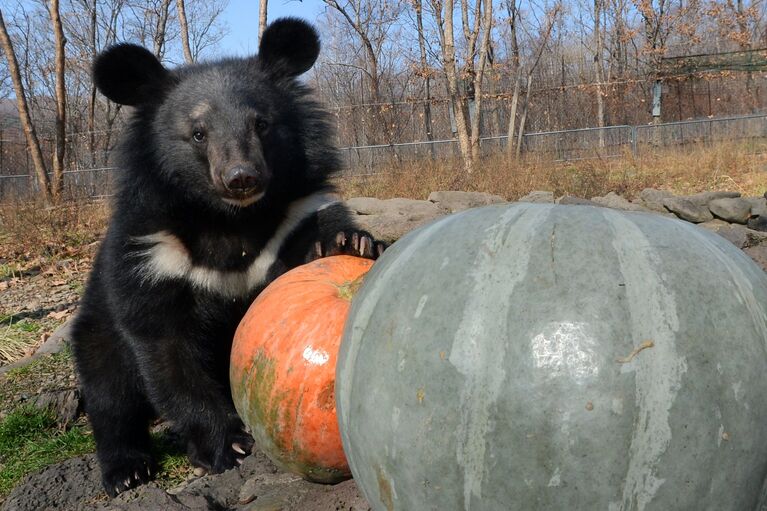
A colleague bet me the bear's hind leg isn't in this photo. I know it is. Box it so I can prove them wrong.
[72,312,156,497]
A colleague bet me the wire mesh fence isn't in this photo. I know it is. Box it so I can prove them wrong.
[2,113,766,201]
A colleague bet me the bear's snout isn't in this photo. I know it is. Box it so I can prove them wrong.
[223,165,261,193]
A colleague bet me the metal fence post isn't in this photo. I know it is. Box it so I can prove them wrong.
[630,125,638,158]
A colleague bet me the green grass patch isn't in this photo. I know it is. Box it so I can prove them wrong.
[0,348,76,421]
[0,407,95,498]
[0,316,68,367]
[150,431,194,489]
[10,320,41,334]
[0,263,20,280]
[4,345,72,383]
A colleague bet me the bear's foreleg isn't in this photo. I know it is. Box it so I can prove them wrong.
[127,332,254,475]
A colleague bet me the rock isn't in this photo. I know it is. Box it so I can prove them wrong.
[590,192,650,212]
[709,197,752,224]
[427,190,505,213]
[748,216,767,232]
[103,487,212,510]
[345,197,438,219]
[37,320,73,356]
[662,197,714,223]
[179,464,245,509]
[345,197,444,244]
[1,455,104,511]
[32,388,81,427]
[744,197,767,218]
[2,446,371,511]
[558,196,599,206]
[639,188,675,211]
[685,191,741,206]
[711,225,750,249]
[517,191,554,204]
[744,245,767,272]
[285,479,370,511]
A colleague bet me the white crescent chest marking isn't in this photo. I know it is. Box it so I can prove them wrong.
[129,192,337,298]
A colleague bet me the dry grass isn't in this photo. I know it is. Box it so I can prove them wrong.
[335,140,767,201]
[0,198,109,264]
[0,141,764,265]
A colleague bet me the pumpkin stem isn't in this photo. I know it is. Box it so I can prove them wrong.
[337,274,366,302]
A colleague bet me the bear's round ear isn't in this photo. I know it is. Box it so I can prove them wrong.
[258,18,320,77]
[93,44,171,106]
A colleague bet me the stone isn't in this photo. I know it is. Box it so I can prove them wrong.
[345,197,439,219]
[345,197,444,244]
[709,197,752,224]
[1,446,371,511]
[748,216,767,232]
[685,191,741,206]
[590,192,650,212]
[517,190,555,204]
[744,197,767,217]
[558,195,599,206]
[104,487,211,510]
[427,190,505,213]
[1,455,104,511]
[639,188,675,211]
[711,225,750,249]
[662,197,714,223]
[744,245,767,273]
[32,388,81,427]
[36,320,72,356]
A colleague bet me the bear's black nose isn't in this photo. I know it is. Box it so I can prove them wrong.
[223,166,259,191]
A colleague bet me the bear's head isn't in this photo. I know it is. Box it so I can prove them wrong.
[93,18,337,213]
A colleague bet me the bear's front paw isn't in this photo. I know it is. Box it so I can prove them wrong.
[186,419,254,474]
[309,230,387,261]
[100,451,156,497]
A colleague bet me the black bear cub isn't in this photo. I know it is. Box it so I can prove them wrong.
[72,18,383,497]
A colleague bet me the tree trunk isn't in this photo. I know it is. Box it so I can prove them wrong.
[469,0,493,163]
[51,0,67,200]
[515,73,533,159]
[413,0,434,158]
[0,10,52,203]
[87,0,97,167]
[506,74,521,155]
[152,0,172,59]
[593,0,606,148]
[441,0,473,173]
[505,0,521,157]
[177,0,194,63]
[486,46,502,135]
[258,0,268,43]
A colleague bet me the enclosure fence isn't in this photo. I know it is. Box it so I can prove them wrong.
[1,113,766,200]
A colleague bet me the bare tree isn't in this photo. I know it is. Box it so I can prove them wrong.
[593,0,606,147]
[429,0,494,173]
[176,0,193,63]
[505,0,521,156]
[152,0,172,59]
[50,0,67,199]
[259,0,268,43]
[183,1,228,60]
[322,0,402,144]
[412,0,435,152]
[0,8,52,203]
[508,2,561,158]
[323,0,384,104]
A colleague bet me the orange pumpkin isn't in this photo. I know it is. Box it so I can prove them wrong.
[229,255,373,483]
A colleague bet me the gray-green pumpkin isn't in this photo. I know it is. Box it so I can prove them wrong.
[336,203,767,511]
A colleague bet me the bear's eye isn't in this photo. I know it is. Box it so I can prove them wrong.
[192,129,206,143]
[255,119,269,133]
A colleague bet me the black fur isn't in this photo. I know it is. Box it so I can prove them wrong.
[72,18,383,497]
